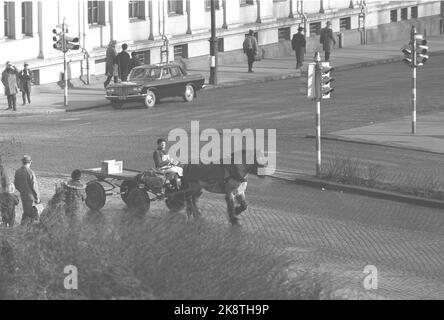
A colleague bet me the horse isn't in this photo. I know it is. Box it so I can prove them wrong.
[173,150,264,225]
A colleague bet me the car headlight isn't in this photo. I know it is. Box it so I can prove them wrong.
[131,87,142,93]
[106,88,115,94]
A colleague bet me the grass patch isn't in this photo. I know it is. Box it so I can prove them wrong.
[321,154,444,201]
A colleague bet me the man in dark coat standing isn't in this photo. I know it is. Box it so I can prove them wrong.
[291,26,306,69]
[319,21,336,62]
[19,62,33,105]
[243,29,258,73]
[14,155,40,224]
[117,43,131,82]
[1,62,19,111]
[104,40,119,88]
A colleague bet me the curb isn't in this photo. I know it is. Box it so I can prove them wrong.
[305,134,444,155]
[65,102,111,112]
[289,174,444,210]
[0,109,65,117]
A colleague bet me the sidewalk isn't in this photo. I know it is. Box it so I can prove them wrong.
[1,35,444,155]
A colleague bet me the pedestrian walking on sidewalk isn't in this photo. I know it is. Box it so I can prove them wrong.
[1,61,19,111]
[320,21,336,62]
[243,30,258,73]
[117,43,131,82]
[14,155,40,225]
[104,40,119,88]
[18,62,32,105]
[292,26,306,69]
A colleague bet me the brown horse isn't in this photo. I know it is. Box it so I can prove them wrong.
[176,150,264,225]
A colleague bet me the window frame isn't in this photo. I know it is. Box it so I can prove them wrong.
[240,0,254,6]
[339,17,351,31]
[205,0,220,11]
[390,9,398,23]
[88,1,99,25]
[168,0,184,15]
[411,6,418,19]
[128,0,145,20]
[309,22,321,36]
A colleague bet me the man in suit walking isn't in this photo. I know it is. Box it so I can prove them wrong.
[291,26,306,69]
[14,155,40,224]
[319,21,336,62]
[19,62,33,105]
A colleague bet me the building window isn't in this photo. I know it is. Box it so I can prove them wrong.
[88,1,99,24]
[174,44,188,59]
[129,1,145,19]
[21,1,33,36]
[411,6,418,19]
[240,0,254,6]
[218,37,224,52]
[400,8,408,20]
[309,22,321,36]
[339,17,351,31]
[134,50,150,65]
[205,0,220,11]
[168,0,183,15]
[3,2,9,38]
[278,27,290,41]
[390,9,397,23]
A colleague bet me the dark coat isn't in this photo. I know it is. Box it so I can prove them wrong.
[105,45,119,77]
[117,51,131,80]
[0,192,19,224]
[292,33,306,57]
[14,166,40,203]
[19,69,33,92]
[0,165,9,190]
[320,27,336,53]
[1,67,19,96]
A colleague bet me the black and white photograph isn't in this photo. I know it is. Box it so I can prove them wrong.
[0,0,444,305]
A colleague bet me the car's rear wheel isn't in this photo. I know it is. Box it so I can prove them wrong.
[183,84,195,102]
[111,101,123,109]
[144,90,156,108]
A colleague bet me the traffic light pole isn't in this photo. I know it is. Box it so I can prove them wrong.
[411,26,417,134]
[62,19,68,107]
[314,52,322,177]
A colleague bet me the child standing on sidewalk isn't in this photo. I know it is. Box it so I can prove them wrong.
[0,183,20,228]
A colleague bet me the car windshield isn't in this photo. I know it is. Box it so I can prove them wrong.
[129,67,161,81]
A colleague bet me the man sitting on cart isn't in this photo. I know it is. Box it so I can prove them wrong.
[153,138,183,188]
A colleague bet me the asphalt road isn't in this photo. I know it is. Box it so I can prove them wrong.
[1,55,444,299]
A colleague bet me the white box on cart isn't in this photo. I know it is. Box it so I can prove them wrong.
[101,160,123,174]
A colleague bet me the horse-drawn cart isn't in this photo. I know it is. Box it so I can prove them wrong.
[81,167,186,215]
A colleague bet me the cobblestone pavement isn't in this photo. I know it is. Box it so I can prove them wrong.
[47,176,443,300]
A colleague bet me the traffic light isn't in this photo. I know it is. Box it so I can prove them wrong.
[402,47,413,65]
[65,35,80,51]
[318,62,334,99]
[415,34,428,66]
[52,27,65,52]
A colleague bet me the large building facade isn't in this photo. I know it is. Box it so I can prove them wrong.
[0,0,442,84]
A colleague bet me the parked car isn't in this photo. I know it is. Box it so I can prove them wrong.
[105,62,205,109]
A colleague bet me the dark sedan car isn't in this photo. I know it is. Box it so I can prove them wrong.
[105,62,205,109]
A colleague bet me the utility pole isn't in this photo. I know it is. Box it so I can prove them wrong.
[314,53,322,177]
[209,0,218,85]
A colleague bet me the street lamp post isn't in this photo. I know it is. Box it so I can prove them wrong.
[209,0,218,85]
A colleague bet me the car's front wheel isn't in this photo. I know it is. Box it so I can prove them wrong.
[183,84,195,102]
[144,90,156,108]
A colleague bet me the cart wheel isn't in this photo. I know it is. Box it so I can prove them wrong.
[127,188,150,216]
[120,180,137,204]
[85,181,106,210]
